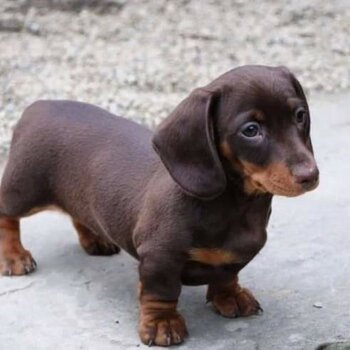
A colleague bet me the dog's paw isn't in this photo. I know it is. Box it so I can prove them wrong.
[74,221,120,256]
[139,312,188,346]
[0,249,37,276]
[209,286,262,318]
[83,239,120,256]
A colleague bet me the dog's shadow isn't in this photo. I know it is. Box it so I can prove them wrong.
[16,212,293,349]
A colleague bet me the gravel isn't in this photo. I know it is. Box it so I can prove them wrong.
[0,0,350,155]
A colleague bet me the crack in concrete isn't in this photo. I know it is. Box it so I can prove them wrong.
[0,281,36,297]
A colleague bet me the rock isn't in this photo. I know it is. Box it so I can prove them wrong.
[313,302,323,309]
[225,321,249,332]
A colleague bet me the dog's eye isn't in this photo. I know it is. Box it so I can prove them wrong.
[241,122,261,138]
[295,108,306,124]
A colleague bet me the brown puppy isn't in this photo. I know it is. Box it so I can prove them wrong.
[0,65,319,346]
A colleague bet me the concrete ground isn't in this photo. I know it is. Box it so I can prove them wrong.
[0,93,350,350]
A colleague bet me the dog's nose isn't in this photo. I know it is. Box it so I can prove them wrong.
[293,164,319,189]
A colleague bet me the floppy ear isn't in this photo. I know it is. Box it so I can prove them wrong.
[152,88,227,200]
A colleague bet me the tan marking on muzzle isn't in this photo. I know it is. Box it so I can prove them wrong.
[239,160,307,196]
[220,141,306,197]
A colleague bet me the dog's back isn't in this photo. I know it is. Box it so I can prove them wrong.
[0,100,157,253]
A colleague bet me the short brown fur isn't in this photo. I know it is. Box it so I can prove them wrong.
[0,65,318,346]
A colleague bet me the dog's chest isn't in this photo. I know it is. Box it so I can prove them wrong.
[188,195,271,267]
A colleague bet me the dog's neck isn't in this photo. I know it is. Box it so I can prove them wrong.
[223,161,273,203]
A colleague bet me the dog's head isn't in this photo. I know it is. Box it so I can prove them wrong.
[152,65,319,200]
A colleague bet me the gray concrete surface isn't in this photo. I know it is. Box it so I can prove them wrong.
[0,93,350,349]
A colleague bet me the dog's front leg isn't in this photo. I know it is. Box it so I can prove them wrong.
[207,275,262,318]
[137,249,188,346]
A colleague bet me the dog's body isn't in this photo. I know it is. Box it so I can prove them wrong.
[1,99,270,282]
[2,101,155,257]
[0,65,319,346]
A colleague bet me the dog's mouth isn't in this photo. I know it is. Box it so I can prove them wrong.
[249,176,319,197]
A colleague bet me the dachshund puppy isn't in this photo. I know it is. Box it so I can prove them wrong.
[0,65,319,346]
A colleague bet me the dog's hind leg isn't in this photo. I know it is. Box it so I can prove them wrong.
[0,215,37,276]
[0,172,38,276]
[0,167,43,276]
[72,220,120,256]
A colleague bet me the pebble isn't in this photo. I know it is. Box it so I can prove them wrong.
[225,320,249,333]
[313,302,323,309]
